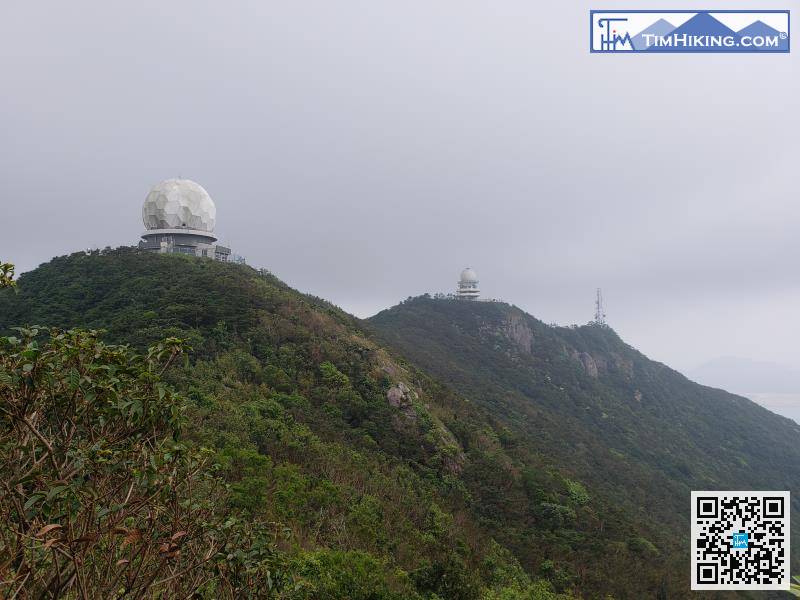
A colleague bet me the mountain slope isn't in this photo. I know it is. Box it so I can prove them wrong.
[0,249,679,599]
[368,296,800,589]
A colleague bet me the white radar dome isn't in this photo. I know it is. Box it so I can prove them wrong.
[142,179,216,232]
[460,267,479,283]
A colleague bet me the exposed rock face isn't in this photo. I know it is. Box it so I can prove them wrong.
[503,313,534,354]
[592,354,608,372]
[387,382,466,475]
[574,351,599,378]
[386,382,417,421]
[386,382,411,407]
[375,331,472,478]
[569,349,631,380]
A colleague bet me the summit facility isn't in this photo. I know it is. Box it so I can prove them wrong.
[138,179,242,262]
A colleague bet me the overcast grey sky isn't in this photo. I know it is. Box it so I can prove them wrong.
[1,1,798,375]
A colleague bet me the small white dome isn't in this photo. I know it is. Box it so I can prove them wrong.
[460,267,479,283]
[142,179,216,232]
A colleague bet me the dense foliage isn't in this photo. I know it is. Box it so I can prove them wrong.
[0,328,289,598]
[0,251,574,599]
[8,251,796,597]
[369,296,800,596]
[0,262,15,289]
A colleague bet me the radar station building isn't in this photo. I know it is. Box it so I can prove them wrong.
[456,267,480,300]
[139,179,242,262]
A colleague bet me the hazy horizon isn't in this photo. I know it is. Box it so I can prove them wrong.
[2,1,799,377]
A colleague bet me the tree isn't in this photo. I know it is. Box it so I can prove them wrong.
[0,261,15,289]
[0,328,287,598]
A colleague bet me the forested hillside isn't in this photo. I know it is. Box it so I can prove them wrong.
[2,250,789,598]
[0,251,589,598]
[368,296,800,597]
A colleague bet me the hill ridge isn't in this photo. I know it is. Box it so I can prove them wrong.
[5,253,797,597]
[0,250,643,597]
[368,295,800,589]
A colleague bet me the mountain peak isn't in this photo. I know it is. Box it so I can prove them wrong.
[5,252,800,597]
[369,294,800,592]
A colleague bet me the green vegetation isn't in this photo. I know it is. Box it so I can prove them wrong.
[368,296,800,596]
[0,262,15,290]
[6,251,796,597]
[0,328,290,597]
[0,251,574,599]
[790,575,800,596]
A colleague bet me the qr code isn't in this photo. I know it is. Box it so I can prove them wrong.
[691,491,790,590]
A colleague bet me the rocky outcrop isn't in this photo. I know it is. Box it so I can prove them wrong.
[503,313,534,354]
[387,382,466,475]
[386,382,417,421]
[570,350,632,380]
[573,350,599,378]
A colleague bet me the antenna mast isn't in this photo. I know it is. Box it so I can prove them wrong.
[594,288,606,325]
